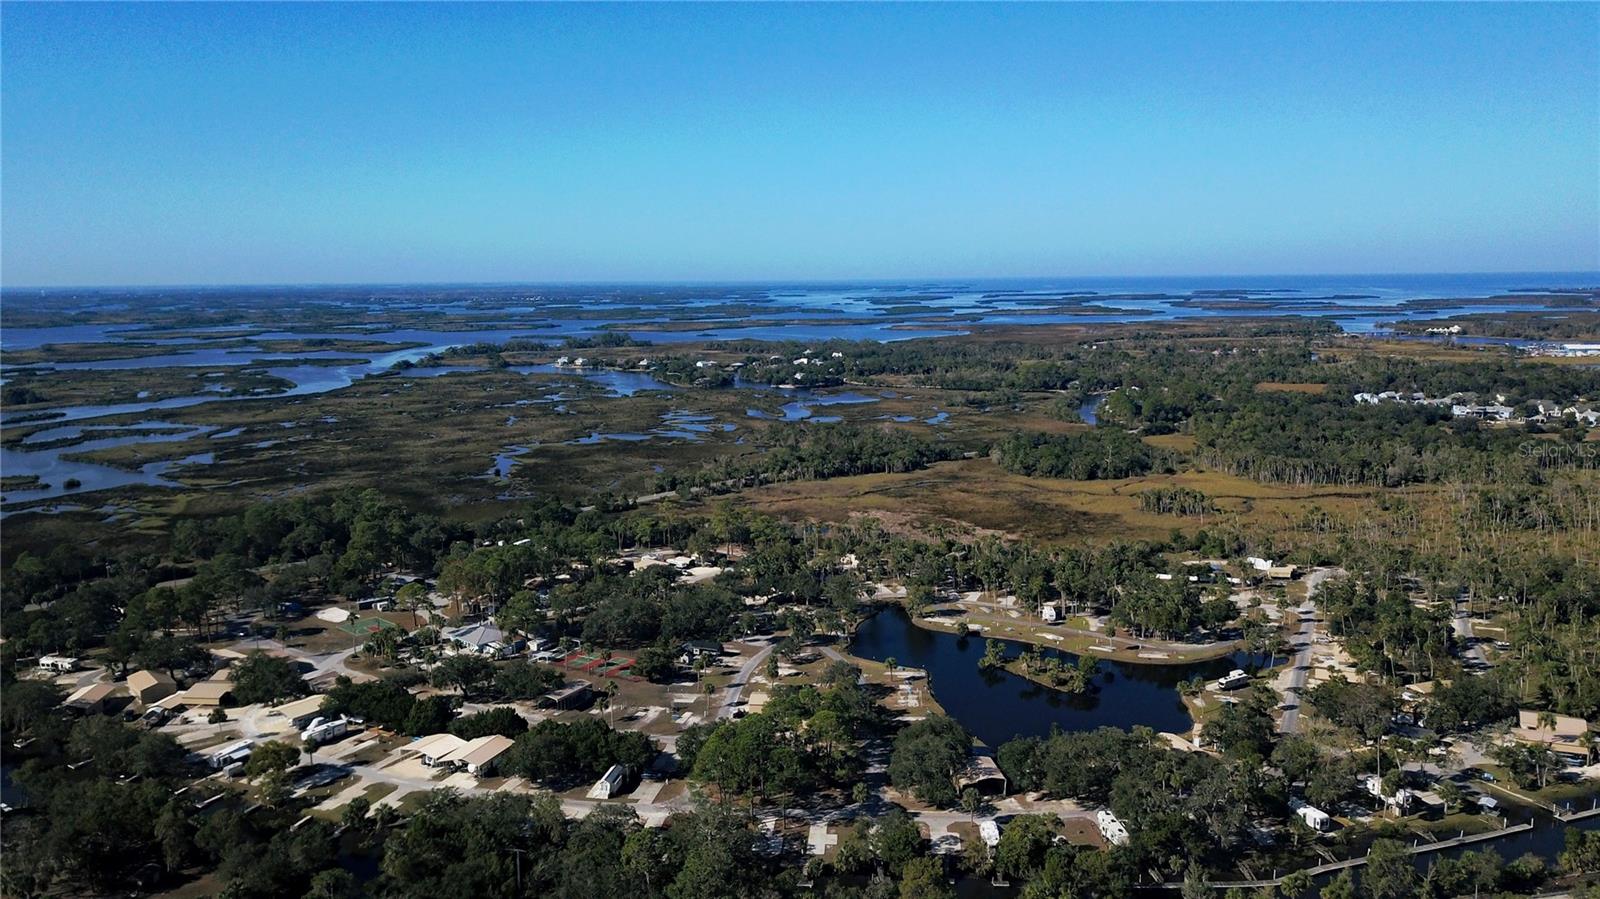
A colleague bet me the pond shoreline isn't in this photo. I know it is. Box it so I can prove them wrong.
[898,598,1247,666]
[847,604,1270,748]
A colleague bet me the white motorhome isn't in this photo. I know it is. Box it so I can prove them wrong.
[38,655,80,673]
[300,716,351,747]
[1096,810,1130,847]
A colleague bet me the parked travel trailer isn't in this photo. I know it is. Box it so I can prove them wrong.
[208,739,254,770]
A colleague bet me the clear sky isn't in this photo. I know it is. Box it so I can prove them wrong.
[2,2,1597,287]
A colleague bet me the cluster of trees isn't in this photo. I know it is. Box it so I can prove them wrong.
[322,675,457,735]
[887,714,972,807]
[992,428,1160,480]
[653,424,964,497]
[997,726,1272,880]
[503,717,656,786]
[686,674,881,805]
[1107,578,1235,640]
[1315,577,1456,682]
[1002,642,1100,693]
[1136,486,1216,516]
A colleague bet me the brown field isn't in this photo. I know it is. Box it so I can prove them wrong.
[736,457,1428,543]
[1255,381,1327,394]
[1142,433,1197,452]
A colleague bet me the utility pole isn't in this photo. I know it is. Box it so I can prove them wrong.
[507,846,525,892]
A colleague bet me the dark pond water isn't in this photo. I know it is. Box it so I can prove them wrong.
[1078,394,1106,424]
[849,606,1269,746]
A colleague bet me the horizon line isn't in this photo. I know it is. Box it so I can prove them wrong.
[5,268,1600,294]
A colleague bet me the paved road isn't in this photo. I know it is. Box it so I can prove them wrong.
[1454,593,1488,669]
[1279,567,1340,735]
[718,639,776,719]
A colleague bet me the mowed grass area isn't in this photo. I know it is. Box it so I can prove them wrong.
[737,457,1432,542]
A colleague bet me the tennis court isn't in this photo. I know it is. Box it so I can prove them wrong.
[338,617,404,637]
[595,656,635,675]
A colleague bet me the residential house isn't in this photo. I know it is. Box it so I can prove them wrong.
[1511,710,1594,764]
[404,733,468,767]
[272,695,331,731]
[176,680,234,708]
[439,734,514,776]
[680,640,723,666]
[63,682,117,715]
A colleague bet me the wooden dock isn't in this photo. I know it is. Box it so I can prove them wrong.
[1135,820,1536,891]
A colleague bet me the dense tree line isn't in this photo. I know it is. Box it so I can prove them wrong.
[993,428,1161,480]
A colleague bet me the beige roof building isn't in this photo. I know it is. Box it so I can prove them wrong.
[401,732,469,766]
[271,695,329,728]
[1513,710,1593,761]
[127,670,177,706]
[439,734,515,776]
[177,680,234,707]
[63,682,118,713]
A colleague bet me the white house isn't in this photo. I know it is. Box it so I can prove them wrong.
[1363,775,1414,814]
[404,732,469,767]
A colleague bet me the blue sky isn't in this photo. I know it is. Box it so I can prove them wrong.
[2,2,1596,286]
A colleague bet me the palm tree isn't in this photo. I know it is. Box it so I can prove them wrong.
[601,680,620,727]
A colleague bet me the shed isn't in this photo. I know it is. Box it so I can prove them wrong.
[955,751,1008,796]
[127,670,177,706]
[588,764,629,799]
[541,681,592,710]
